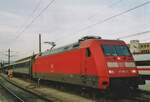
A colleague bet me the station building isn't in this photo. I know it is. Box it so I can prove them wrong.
[129,40,150,54]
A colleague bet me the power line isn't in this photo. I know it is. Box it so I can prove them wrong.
[16,0,42,33]
[80,1,150,32]
[1,48,17,64]
[54,1,150,43]
[117,30,150,39]
[88,0,122,20]
[54,0,123,42]
[13,0,56,42]
[15,0,42,35]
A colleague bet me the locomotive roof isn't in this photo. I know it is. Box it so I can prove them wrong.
[41,36,101,56]
[14,59,31,65]
[3,63,13,68]
[15,55,33,63]
[3,55,33,68]
[41,42,79,56]
[41,37,124,56]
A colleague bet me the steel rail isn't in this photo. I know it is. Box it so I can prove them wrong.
[0,82,25,102]
[0,75,58,102]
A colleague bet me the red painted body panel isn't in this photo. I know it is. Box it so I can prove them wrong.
[33,48,98,76]
[33,49,83,74]
[91,40,109,89]
[108,68,138,77]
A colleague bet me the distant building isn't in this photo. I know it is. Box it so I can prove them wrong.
[129,40,150,54]
[140,42,150,53]
[129,40,141,53]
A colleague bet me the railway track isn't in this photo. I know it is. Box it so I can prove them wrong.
[89,88,150,102]
[0,84,18,102]
[0,74,149,102]
[38,80,150,102]
[0,77,51,102]
[0,83,25,102]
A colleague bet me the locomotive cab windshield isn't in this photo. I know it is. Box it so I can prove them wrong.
[102,45,131,56]
[98,40,144,88]
[101,43,137,77]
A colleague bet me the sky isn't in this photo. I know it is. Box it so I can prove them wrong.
[0,0,150,61]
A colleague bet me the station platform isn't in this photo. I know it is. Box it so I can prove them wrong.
[0,74,94,102]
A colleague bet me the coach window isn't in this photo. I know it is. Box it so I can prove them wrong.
[86,48,91,57]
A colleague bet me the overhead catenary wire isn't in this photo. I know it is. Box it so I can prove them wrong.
[12,0,56,42]
[54,1,150,44]
[5,0,56,60]
[15,0,42,35]
[79,1,150,33]
[52,0,123,43]
[117,30,150,39]
[6,0,150,57]
[88,0,122,20]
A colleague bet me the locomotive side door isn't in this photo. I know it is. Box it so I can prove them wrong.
[81,48,92,84]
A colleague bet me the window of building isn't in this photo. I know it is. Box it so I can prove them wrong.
[147,50,149,53]
[141,50,145,53]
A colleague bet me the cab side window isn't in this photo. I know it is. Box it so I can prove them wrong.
[86,48,91,57]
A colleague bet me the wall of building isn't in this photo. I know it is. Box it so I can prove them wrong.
[129,40,150,54]
[140,43,150,53]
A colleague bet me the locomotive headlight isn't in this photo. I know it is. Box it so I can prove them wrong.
[117,57,121,60]
[131,69,137,74]
[109,70,115,74]
[125,62,136,68]
[107,62,118,68]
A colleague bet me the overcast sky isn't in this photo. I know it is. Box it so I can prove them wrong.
[0,0,150,61]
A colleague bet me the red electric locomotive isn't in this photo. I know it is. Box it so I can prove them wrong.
[32,36,144,90]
